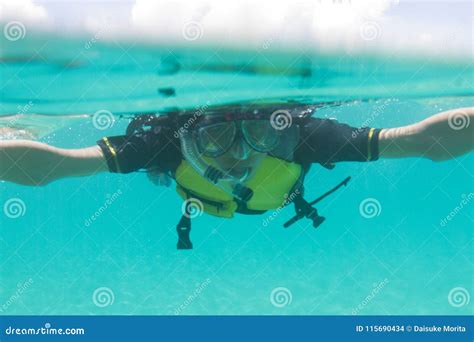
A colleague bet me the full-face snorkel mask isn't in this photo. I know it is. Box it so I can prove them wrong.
[178,104,304,203]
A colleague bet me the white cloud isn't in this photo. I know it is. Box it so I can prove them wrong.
[0,0,469,57]
[129,0,395,51]
[127,0,471,57]
[0,0,50,26]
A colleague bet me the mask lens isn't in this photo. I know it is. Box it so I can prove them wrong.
[196,122,236,157]
[241,120,280,153]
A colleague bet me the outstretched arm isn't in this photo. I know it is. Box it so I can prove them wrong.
[0,140,108,186]
[379,107,474,161]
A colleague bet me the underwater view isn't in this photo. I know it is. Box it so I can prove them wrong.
[0,0,473,322]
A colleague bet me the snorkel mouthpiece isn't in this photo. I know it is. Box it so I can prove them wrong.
[204,165,250,184]
[203,165,253,202]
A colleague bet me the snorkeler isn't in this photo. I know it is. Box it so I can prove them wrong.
[1,101,473,248]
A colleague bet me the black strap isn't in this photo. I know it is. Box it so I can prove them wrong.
[176,201,193,250]
[284,176,351,228]
[309,176,351,206]
[284,193,325,228]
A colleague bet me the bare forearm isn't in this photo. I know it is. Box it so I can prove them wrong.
[379,107,474,161]
[0,140,108,186]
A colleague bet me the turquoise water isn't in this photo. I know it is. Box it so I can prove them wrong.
[0,33,473,315]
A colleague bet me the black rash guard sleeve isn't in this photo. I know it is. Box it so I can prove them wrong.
[294,117,382,166]
[97,125,182,174]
